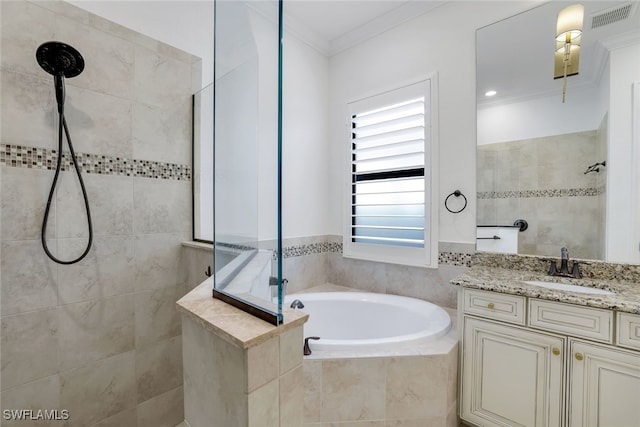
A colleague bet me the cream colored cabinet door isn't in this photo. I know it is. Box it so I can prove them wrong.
[461,317,565,427]
[568,340,640,427]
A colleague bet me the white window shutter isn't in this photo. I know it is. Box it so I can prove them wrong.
[344,79,436,267]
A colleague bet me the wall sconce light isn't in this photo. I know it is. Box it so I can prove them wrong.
[554,4,584,103]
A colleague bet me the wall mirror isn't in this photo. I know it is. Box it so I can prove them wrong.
[476,1,640,264]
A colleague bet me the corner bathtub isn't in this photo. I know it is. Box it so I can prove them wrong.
[284,292,451,352]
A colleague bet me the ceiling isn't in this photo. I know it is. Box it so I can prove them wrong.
[279,0,446,55]
[279,0,639,102]
[476,1,640,106]
[286,0,414,41]
[71,1,640,95]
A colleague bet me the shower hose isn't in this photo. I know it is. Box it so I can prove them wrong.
[41,111,93,264]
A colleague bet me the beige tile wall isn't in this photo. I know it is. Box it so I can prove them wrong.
[595,115,608,260]
[477,130,604,259]
[181,314,304,427]
[325,253,464,310]
[269,235,468,310]
[302,345,458,426]
[0,1,200,425]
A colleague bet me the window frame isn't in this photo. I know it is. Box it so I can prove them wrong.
[343,76,439,268]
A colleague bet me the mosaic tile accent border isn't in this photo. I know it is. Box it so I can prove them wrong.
[438,251,473,267]
[0,144,191,181]
[477,187,601,199]
[282,242,342,258]
[278,241,472,267]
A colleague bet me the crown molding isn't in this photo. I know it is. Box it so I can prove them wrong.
[246,1,330,55]
[284,9,331,55]
[249,1,447,57]
[327,1,446,56]
[600,28,640,50]
[477,79,602,110]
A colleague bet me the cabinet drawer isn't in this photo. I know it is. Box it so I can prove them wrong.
[529,300,613,343]
[617,312,640,351]
[463,289,526,325]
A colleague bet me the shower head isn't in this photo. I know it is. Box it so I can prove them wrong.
[36,41,84,114]
[36,41,84,78]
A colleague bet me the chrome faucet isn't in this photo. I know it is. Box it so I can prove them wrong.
[548,247,581,278]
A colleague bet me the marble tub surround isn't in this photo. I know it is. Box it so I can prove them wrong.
[179,278,308,427]
[302,311,458,425]
[1,0,199,425]
[255,284,460,425]
[303,351,458,426]
[178,253,461,426]
[177,277,308,349]
[452,255,640,314]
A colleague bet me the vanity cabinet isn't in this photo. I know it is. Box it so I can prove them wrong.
[461,317,565,427]
[460,289,640,427]
[568,340,640,427]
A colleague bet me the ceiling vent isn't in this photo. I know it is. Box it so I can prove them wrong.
[590,3,634,29]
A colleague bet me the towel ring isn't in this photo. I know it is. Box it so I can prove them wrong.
[445,190,467,214]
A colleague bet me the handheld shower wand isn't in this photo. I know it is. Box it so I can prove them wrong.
[36,41,93,265]
[54,74,65,114]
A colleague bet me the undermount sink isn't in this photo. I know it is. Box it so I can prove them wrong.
[523,281,615,295]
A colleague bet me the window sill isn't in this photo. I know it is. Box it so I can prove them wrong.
[182,241,214,251]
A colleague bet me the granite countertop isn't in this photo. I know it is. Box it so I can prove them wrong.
[452,265,640,314]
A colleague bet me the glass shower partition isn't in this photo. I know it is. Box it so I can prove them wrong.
[211,0,283,324]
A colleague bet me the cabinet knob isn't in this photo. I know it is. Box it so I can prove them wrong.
[552,348,560,356]
[575,353,584,361]
[487,303,495,309]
